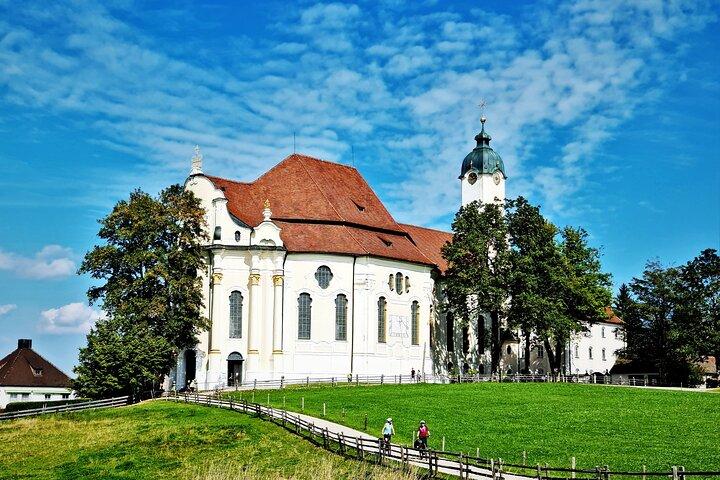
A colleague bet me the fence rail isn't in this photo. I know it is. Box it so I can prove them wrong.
[186,372,673,394]
[165,392,720,480]
[0,396,129,421]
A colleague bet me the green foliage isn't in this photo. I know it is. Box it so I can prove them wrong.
[442,201,511,372]
[74,185,208,398]
[623,249,720,385]
[228,383,720,472]
[73,321,176,398]
[442,196,613,374]
[0,401,395,480]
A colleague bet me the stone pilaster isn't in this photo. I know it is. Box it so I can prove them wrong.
[272,274,284,352]
[248,271,261,353]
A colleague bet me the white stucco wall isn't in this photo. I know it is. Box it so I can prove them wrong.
[0,386,74,409]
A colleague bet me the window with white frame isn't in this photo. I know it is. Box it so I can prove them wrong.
[601,326,606,338]
[575,345,579,358]
[602,348,606,361]
[377,297,387,343]
[411,301,420,345]
[229,291,243,339]
[335,294,348,341]
[298,293,312,339]
[589,346,593,359]
[315,266,333,289]
[395,272,403,294]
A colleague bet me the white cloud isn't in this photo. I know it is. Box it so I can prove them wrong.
[0,0,714,227]
[0,245,75,279]
[0,304,16,316]
[39,302,104,334]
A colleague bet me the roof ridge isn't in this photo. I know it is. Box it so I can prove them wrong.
[26,348,71,380]
[400,223,452,235]
[293,153,358,171]
[205,175,252,186]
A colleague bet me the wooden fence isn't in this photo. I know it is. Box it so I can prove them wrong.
[0,396,129,421]
[188,372,666,393]
[166,392,720,480]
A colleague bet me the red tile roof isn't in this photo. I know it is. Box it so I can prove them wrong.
[603,306,624,325]
[0,342,71,388]
[206,154,453,270]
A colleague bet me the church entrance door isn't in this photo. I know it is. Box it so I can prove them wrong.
[184,350,196,387]
[227,352,244,386]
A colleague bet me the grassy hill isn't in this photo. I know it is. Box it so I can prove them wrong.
[0,401,414,480]
[226,382,720,472]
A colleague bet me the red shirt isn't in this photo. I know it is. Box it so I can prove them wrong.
[419,426,429,438]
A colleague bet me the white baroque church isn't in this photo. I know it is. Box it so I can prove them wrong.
[172,119,624,389]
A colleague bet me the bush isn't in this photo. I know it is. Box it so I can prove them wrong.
[3,398,89,413]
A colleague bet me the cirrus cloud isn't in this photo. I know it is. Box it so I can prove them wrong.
[0,304,17,316]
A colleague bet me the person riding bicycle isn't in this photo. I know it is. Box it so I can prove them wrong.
[416,420,429,452]
[382,418,394,452]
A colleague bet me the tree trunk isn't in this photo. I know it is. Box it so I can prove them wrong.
[543,337,564,378]
[523,328,531,374]
[477,313,486,372]
[491,311,500,374]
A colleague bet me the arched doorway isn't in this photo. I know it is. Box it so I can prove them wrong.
[227,352,244,386]
[184,350,196,388]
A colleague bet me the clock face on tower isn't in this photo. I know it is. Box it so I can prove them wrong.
[493,171,502,185]
[468,172,478,185]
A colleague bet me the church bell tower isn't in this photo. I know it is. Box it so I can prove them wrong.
[459,116,506,207]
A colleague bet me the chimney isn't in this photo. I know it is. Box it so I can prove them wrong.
[18,339,32,349]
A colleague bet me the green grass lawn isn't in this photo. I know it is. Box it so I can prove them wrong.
[0,400,413,480]
[226,383,720,472]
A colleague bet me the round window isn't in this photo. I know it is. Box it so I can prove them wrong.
[315,266,333,289]
[468,172,478,185]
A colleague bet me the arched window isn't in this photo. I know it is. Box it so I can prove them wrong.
[462,326,469,354]
[537,345,544,358]
[411,301,420,345]
[395,272,403,295]
[377,297,387,343]
[298,293,312,339]
[213,226,222,240]
[574,345,579,358]
[601,326,606,338]
[506,345,512,355]
[388,274,395,291]
[234,231,241,242]
[446,312,454,352]
[602,348,606,361]
[335,294,347,341]
[315,266,333,289]
[588,346,593,359]
[405,276,411,293]
[229,291,243,339]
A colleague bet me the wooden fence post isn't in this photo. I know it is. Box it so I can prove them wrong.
[364,413,368,431]
[679,466,685,480]
[306,376,310,387]
[571,456,576,478]
[301,397,304,412]
[381,374,384,385]
[356,374,359,386]
[323,402,326,417]
[536,464,541,480]
[280,376,284,389]
[441,435,445,451]
[253,379,257,390]
[641,465,646,480]
[491,458,496,480]
[672,466,678,480]
[523,450,527,466]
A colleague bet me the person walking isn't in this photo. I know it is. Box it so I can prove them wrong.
[381,418,394,453]
[411,367,416,380]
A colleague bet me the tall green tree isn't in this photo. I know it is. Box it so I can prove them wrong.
[614,283,646,360]
[546,227,612,373]
[73,185,208,398]
[505,197,562,374]
[442,200,511,374]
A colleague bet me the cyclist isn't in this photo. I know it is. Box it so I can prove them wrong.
[416,420,429,456]
[381,418,394,453]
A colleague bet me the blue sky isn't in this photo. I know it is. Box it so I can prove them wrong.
[0,0,718,374]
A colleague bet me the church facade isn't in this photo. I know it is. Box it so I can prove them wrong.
[172,120,623,389]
